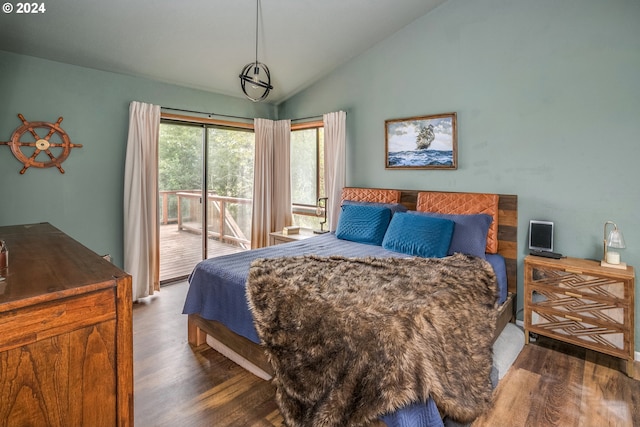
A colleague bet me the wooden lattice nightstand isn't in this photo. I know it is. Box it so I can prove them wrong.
[524,255,635,377]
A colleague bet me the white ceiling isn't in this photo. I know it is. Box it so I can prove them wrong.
[0,0,446,104]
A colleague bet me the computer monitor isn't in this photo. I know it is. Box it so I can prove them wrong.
[529,220,554,252]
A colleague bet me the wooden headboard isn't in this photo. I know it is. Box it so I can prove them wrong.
[341,187,518,296]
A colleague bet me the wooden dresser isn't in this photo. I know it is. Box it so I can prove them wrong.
[0,223,133,426]
[524,255,635,376]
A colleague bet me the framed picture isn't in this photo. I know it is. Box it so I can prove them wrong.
[385,112,457,169]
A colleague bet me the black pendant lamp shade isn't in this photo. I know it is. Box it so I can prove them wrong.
[239,61,273,102]
[239,0,273,102]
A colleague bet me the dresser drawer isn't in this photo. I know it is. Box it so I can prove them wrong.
[529,265,629,302]
[0,288,116,353]
[528,306,629,358]
[528,285,627,326]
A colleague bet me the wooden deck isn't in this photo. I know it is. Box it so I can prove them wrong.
[160,223,245,283]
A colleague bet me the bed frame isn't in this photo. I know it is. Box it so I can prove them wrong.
[188,188,517,377]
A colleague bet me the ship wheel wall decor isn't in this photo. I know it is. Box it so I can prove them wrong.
[0,114,82,174]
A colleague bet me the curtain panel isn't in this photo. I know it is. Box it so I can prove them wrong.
[323,111,346,231]
[124,101,160,301]
[272,120,292,233]
[251,118,292,248]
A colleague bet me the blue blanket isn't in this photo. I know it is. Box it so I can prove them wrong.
[183,232,506,427]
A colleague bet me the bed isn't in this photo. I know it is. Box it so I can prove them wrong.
[183,187,518,426]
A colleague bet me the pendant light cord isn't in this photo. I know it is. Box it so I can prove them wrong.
[239,0,272,101]
[254,0,259,64]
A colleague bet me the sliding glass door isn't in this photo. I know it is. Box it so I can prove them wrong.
[158,123,203,283]
[158,121,254,283]
[205,127,254,258]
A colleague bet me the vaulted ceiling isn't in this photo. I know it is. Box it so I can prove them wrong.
[0,0,446,104]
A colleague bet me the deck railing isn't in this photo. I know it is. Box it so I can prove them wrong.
[159,190,180,225]
[159,190,252,249]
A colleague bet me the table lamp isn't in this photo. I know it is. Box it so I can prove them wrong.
[314,197,329,234]
[601,221,626,269]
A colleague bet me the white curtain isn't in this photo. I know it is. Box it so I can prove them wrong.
[124,101,160,301]
[251,118,292,248]
[251,119,273,249]
[323,111,346,231]
[272,120,292,233]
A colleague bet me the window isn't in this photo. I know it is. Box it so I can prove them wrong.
[290,123,325,229]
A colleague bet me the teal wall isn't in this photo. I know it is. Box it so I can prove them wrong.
[0,50,276,267]
[279,0,640,350]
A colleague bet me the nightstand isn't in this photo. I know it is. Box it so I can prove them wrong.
[269,228,316,245]
[524,255,635,377]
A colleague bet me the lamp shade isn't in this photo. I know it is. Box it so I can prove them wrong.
[239,61,273,102]
[602,221,627,269]
[607,228,626,249]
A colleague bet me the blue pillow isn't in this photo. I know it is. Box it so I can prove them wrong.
[408,211,492,259]
[341,200,408,216]
[382,212,454,258]
[335,204,392,245]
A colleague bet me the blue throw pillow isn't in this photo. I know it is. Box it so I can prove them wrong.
[335,204,392,246]
[341,200,408,216]
[382,212,454,258]
[408,211,492,259]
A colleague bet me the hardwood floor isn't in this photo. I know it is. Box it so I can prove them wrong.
[475,337,640,426]
[134,281,640,427]
[134,281,282,427]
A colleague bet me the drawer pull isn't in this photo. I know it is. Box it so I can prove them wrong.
[564,291,582,298]
[565,314,583,322]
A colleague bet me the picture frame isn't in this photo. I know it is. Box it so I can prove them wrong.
[385,112,457,170]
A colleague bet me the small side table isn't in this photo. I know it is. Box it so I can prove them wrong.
[269,228,316,245]
[524,255,635,377]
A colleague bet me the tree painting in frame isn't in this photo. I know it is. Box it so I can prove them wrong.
[385,112,457,169]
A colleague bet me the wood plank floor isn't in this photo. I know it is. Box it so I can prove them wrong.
[134,280,283,427]
[474,338,640,426]
[159,224,244,283]
[134,281,640,427]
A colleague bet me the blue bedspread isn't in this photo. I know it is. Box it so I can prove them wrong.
[183,232,506,427]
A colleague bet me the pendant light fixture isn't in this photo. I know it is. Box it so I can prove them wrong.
[239,0,273,102]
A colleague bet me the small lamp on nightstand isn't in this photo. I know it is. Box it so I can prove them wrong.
[313,197,329,234]
[601,221,627,269]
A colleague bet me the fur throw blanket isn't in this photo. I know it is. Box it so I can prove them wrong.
[246,254,498,427]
